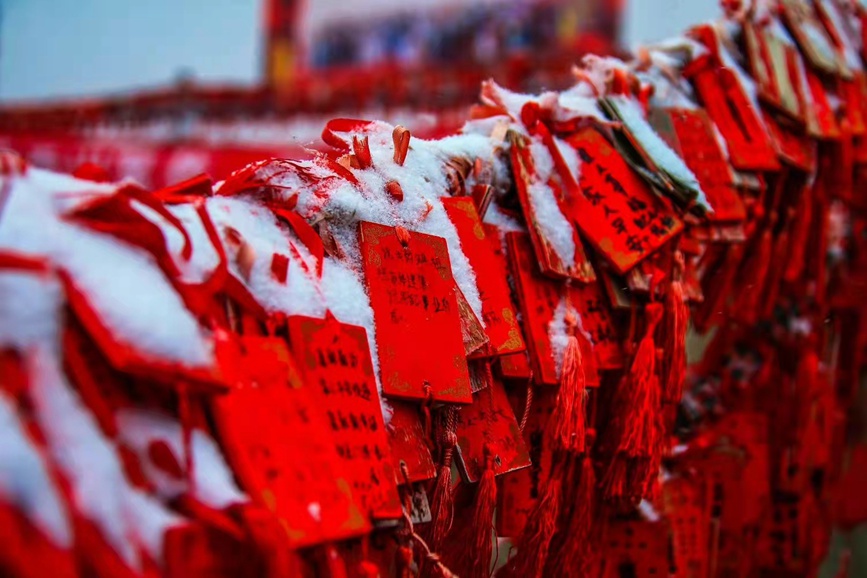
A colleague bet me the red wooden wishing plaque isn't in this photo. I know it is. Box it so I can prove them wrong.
[780,0,844,77]
[441,197,526,356]
[567,280,624,371]
[484,224,527,354]
[507,231,563,386]
[762,111,818,172]
[286,315,402,520]
[455,375,531,483]
[359,221,472,404]
[804,69,841,140]
[744,22,805,123]
[663,476,712,578]
[650,108,747,223]
[212,336,369,547]
[507,232,611,384]
[565,128,683,275]
[687,54,780,172]
[600,522,671,578]
[511,136,597,282]
[386,400,436,483]
[498,350,533,381]
[456,285,489,358]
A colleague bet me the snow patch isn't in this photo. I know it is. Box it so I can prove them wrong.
[0,394,72,548]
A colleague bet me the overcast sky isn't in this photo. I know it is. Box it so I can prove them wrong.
[0,0,720,102]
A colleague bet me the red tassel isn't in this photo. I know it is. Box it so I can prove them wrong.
[736,223,774,325]
[426,407,458,552]
[499,456,566,578]
[603,303,664,503]
[549,311,587,454]
[545,435,598,577]
[501,311,591,577]
[442,445,497,578]
[662,252,689,404]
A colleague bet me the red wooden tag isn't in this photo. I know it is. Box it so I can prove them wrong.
[508,232,617,380]
[598,267,634,311]
[662,476,711,578]
[780,0,844,77]
[484,224,527,354]
[496,387,557,537]
[650,108,747,223]
[497,351,533,381]
[714,414,770,527]
[805,70,841,140]
[386,400,436,483]
[757,496,804,571]
[689,64,781,172]
[564,127,684,274]
[840,73,867,136]
[456,285,490,358]
[507,232,564,386]
[441,197,526,356]
[212,336,370,547]
[762,111,818,172]
[511,135,597,282]
[455,377,531,483]
[286,315,402,520]
[599,521,671,578]
[744,22,804,123]
[359,221,472,404]
[567,280,624,371]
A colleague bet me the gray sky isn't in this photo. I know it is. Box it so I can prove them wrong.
[0,0,720,102]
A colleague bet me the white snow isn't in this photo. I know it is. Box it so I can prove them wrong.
[0,269,62,351]
[816,0,864,72]
[480,79,606,123]
[131,201,222,286]
[524,140,579,268]
[27,345,182,569]
[0,393,72,548]
[0,169,213,368]
[607,95,711,212]
[556,89,607,121]
[204,194,390,420]
[527,181,577,268]
[548,297,572,378]
[638,45,701,109]
[482,202,523,234]
[115,408,247,508]
[547,297,592,379]
[290,126,489,323]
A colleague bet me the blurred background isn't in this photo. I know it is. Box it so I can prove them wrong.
[0,0,718,102]
[0,0,720,186]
